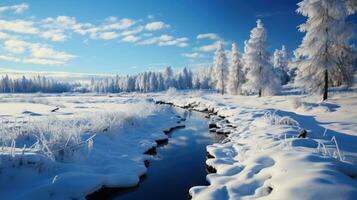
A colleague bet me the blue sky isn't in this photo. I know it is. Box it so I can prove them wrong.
[0,0,355,76]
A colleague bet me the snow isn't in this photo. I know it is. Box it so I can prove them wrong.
[0,93,180,200]
[1,86,357,200]
[154,85,357,200]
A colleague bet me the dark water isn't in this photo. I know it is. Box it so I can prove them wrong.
[109,110,224,200]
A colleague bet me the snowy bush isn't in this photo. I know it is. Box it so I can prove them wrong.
[263,111,300,127]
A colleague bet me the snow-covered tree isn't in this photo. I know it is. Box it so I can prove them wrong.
[162,66,174,89]
[0,75,71,93]
[227,43,244,95]
[295,0,356,100]
[273,45,290,85]
[149,72,158,92]
[242,19,280,96]
[213,42,228,95]
[179,67,192,89]
[192,74,201,89]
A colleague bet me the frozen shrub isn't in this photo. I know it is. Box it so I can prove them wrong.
[263,111,300,127]
[0,100,161,163]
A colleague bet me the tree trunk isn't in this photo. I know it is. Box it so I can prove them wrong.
[258,88,262,97]
[323,69,328,101]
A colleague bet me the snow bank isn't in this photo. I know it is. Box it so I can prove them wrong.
[0,94,179,200]
[155,88,357,200]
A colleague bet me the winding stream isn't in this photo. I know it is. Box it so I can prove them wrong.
[89,109,224,200]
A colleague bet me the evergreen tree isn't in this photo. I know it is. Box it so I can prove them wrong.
[213,42,228,95]
[243,19,280,96]
[295,0,356,100]
[227,43,244,95]
[273,45,290,85]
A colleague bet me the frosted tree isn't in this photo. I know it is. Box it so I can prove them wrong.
[148,72,157,91]
[287,50,302,82]
[213,42,228,95]
[273,45,290,85]
[179,67,192,89]
[157,73,165,91]
[0,75,71,93]
[242,19,280,96]
[227,43,244,95]
[295,0,356,101]
[162,66,174,89]
[190,73,198,89]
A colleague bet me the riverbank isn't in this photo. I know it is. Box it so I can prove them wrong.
[0,94,181,200]
[90,110,224,200]
[153,90,357,199]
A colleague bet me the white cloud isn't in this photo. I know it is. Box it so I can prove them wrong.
[145,21,169,31]
[121,26,144,36]
[41,29,67,42]
[2,39,77,65]
[42,16,135,41]
[23,58,65,65]
[101,18,135,30]
[158,37,188,47]
[196,33,220,40]
[4,39,28,54]
[98,31,119,40]
[122,35,140,42]
[0,19,39,34]
[0,55,21,62]
[0,3,29,14]
[29,44,76,61]
[177,43,189,47]
[42,16,77,30]
[159,34,174,41]
[138,37,159,45]
[0,31,9,39]
[196,41,221,52]
[138,35,188,47]
[182,52,202,59]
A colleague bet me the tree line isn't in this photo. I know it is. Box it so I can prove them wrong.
[0,74,71,93]
[0,0,356,100]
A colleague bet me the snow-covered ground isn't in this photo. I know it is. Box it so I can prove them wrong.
[0,93,180,200]
[1,87,357,200]
[154,87,357,200]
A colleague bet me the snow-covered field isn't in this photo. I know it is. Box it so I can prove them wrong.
[154,87,357,199]
[0,93,180,200]
[1,87,357,200]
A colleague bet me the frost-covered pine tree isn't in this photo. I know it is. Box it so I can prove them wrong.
[242,19,280,96]
[213,42,227,95]
[295,0,356,101]
[192,74,201,89]
[227,43,244,95]
[162,66,174,89]
[273,45,290,85]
